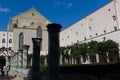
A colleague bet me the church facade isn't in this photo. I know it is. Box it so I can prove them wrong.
[7,8,51,55]
[60,0,120,49]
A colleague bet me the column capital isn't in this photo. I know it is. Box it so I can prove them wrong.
[47,23,62,32]
[32,38,42,43]
[22,44,30,50]
[18,49,23,52]
[15,52,19,55]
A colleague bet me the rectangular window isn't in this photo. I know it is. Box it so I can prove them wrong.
[89,26,92,31]
[2,38,5,43]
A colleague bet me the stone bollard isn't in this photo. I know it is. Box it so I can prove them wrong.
[22,45,29,79]
[32,38,42,80]
[47,23,62,80]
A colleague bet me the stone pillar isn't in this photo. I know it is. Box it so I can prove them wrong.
[72,57,74,64]
[6,57,8,66]
[18,49,23,78]
[81,55,83,64]
[10,57,13,71]
[47,23,62,80]
[60,55,62,65]
[44,57,47,66]
[18,49,23,69]
[96,54,99,63]
[32,38,42,80]
[106,52,110,63]
[14,53,19,76]
[22,45,29,78]
[8,56,11,66]
[12,56,15,73]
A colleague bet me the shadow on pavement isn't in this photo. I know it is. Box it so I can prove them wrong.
[0,72,17,80]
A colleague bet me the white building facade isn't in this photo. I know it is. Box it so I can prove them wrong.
[0,31,13,56]
[60,0,120,47]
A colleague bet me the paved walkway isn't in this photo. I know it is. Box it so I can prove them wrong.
[0,71,18,80]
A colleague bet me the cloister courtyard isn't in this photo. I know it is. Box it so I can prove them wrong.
[0,23,120,80]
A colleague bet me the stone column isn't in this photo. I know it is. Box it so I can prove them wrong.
[44,57,47,66]
[8,56,11,66]
[18,49,23,78]
[60,55,62,65]
[47,23,62,80]
[14,53,19,76]
[32,38,42,80]
[96,54,99,63]
[106,52,110,63]
[80,55,83,64]
[10,57,13,71]
[12,56,15,73]
[6,57,8,66]
[22,45,29,78]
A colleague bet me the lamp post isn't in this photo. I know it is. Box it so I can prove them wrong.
[32,38,42,80]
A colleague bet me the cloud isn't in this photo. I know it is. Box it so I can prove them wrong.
[54,1,73,9]
[66,3,73,8]
[0,7,11,12]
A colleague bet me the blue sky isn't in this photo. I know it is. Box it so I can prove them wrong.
[0,0,112,31]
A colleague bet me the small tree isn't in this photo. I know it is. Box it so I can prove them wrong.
[70,43,81,64]
[97,42,108,63]
[60,47,66,64]
[60,46,71,64]
[88,41,98,64]
[105,40,119,62]
[79,43,88,62]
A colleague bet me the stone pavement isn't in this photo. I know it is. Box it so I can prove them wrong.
[0,71,18,80]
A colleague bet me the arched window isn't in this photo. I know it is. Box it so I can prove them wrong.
[9,39,12,43]
[13,23,17,28]
[37,26,42,38]
[19,33,24,49]
[2,38,5,43]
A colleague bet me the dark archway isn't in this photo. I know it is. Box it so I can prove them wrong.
[0,56,6,68]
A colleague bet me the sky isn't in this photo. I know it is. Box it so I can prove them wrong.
[0,0,112,31]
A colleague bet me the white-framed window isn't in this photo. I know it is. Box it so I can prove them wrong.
[9,39,12,43]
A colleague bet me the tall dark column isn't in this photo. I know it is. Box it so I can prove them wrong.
[47,23,62,80]
[32,38,42,80]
